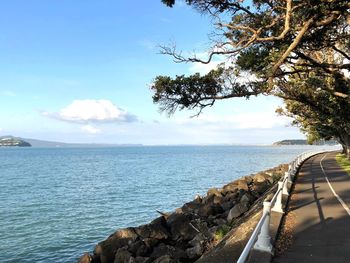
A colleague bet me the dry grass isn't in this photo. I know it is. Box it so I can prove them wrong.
[274,180,299,256]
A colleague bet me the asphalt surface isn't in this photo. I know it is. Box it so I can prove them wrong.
[273,152,350,263]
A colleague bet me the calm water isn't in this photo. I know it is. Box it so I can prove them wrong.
[0,145,325,262]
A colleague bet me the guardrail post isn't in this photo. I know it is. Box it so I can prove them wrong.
[282,174,290,196]
[272,182,284,213]
[253,201,273,253]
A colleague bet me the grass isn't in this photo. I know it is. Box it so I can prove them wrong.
[214,225,231,241]
[336,153,350,175]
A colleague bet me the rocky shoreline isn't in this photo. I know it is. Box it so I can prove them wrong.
[79,164,288,263]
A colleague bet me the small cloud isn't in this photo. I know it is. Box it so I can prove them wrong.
[0,128,3,132]
[81,125,101,134]
[188,52,226,75]
[189,61,221,75]
[43,99,138,124]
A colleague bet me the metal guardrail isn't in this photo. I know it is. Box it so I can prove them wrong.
[236,148,340,263]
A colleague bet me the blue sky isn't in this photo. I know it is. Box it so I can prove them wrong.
[0,0,304,145]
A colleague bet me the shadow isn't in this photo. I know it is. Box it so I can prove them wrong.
[273,213,350,262]
[289,197,324,212]
[273,152,350,262]
[296,186,320,194]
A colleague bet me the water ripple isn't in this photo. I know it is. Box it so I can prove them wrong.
[0,145,320,262]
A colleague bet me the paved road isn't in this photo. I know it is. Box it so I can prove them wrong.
[273,152,350,263]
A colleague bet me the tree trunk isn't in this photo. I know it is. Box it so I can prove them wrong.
[339,134,350,160]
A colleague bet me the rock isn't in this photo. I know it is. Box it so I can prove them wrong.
[135,217,169,240]
[128,240,150,257]
[213,218,227,226]
[135,256,151,263]
[240,192,255,204]
[222,183,238,194]
[166,213,198,241]
[207,188,223,197]
[186,244,203,259]
[253,173,271,183]
[223,192,239,202]
[194,194,202,202]
[221,201,235,211]
[213,195,225,205]
[198,202,223,217]
[150,243,187,261]
[94,228,138,263]
[227,203,249,222]
[114,247,135,263]
[251,179,270,194]
[188,233,206,247]
[181,200,202,213]
[243,175,253,185]
[235,179,249,191]
[142,238,158,249]
[152,255,175,263]
[78,253,92,263]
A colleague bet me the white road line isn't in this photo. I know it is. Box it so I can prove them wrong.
[320,153,350,216]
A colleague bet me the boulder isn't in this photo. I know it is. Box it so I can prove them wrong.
[135,256,151,263]
[240,192,255,204]
[94,228,138,263]
[186,243,203,259]
[78,253,92,263]
[142,238,158,249]
[152,255,175,263]
[227,203,249,222]
[221,201,235,211]
[207,188,223,197]
[128,240,150,257]
[243,175,253,185]
[150,243,187,261]
[181,200,202,213]
[223,192,239,202]
[187,233,207,259]
[235,179,249,191]
[198,202,223,217]
[114,247,135,263]
[166,213,198,241]
[135,217,169,240]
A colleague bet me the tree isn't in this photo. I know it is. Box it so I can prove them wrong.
[151,0,350,153]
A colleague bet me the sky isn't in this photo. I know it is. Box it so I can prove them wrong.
[0,0,305,145]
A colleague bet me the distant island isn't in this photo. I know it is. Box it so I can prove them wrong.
[0,135,143,148]
[0,136,31,147]
[273,139,339,146]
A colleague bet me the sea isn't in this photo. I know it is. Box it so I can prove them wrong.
[0,145,331,262]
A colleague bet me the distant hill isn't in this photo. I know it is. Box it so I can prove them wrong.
[273,139,339,146]
[0,136,142,148]
[0,136,31,147]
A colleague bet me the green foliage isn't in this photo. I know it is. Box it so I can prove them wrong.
[214,225,231,241]
[152,67,260,115]
[336,154,350,175]
[156,0,350,150]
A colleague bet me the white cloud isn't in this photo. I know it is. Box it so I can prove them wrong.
[81,125,101,134]
[44,99,137,123]
[0,128,3,132]
[189,60,222,75]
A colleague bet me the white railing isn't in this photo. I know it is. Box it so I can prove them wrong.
[236,147,340,263]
